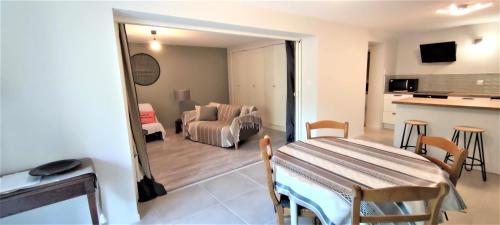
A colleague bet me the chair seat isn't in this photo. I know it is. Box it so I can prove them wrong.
[404,120,428,125]
[454,125,484,133]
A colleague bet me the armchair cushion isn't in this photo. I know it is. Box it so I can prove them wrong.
[195,105,218,121]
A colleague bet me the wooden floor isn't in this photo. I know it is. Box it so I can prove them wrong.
[146,128,286,191]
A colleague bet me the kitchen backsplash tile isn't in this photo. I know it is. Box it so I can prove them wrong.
[385,73,500,94]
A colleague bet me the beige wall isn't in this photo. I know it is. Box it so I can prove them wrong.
[394,22,500,75]
[129,43,229,128]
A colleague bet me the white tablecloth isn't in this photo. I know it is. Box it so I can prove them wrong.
[273,138,466,225]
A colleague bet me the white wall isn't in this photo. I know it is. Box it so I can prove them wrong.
[1,2,138,224]
[395,22,500,75]
[315,28,370,138]
[1,1,372,224]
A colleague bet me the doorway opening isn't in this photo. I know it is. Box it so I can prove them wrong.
[120,23,301,194]
[362,42,394,146]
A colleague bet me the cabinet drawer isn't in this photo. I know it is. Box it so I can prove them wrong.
[384,93,411,100]
[383,111,396,124]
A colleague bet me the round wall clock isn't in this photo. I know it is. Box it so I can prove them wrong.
[131,53,161,86]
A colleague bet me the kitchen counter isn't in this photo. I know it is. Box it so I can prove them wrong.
[385,91,500,98]
[393,97,500,175]
[393,97,500,110]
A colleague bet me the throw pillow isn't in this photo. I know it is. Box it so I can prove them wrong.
[140,111,156,124]
[240,107,250,116]
[195,105,218,121]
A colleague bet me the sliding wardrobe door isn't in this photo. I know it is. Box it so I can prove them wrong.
[271,44,287,131]
[231,51,243,105]
[230,43,287,131]
[237,48,266,112]
[263,44,286,131]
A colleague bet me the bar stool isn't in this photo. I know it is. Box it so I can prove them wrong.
[444,126,486,181]
[400,120,428,154]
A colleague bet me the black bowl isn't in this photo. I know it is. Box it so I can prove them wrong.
[29,159,81,176]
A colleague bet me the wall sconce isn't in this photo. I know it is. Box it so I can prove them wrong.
[473,37,483,45]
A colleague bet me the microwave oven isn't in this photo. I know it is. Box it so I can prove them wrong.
[388,79,418,92]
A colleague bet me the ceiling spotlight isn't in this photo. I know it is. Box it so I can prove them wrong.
[436,2,493,16]
[150,30,161,51]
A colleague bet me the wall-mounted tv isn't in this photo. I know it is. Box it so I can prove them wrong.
[420,41,456,63]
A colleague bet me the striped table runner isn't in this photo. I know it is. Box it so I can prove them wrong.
[273,138,466,225]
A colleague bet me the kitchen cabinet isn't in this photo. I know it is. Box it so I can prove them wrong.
[383,93,412,127]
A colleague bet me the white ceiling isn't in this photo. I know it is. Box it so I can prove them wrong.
[247,0,500,33]
[126,2,499,46]
[125,24,278,48]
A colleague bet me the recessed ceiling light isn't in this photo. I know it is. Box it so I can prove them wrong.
[436,2,493,16]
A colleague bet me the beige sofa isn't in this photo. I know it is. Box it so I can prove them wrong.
[182,102,262,149]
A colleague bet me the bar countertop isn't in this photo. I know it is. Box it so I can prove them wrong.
[393,97,500,110]
[385,91,500,98]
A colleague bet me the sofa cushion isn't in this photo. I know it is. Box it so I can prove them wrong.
[195,105,218,121]
[217,104,241,122]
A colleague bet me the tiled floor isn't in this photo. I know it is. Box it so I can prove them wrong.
[137,127,500,224]
[137,162,314,225]
[358,127,394,146]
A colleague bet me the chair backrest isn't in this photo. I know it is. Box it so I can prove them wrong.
[306,120,349,139]
[259,135,280,207]
[352,183,449,225]
[415,135,467,186]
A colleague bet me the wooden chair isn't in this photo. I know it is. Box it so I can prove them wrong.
[352,183,449,225]
[259,136,318,225]
[415,135,467,186]
[306,120,349,139]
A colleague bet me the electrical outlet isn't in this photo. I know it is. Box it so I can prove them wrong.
[476,80,484,85]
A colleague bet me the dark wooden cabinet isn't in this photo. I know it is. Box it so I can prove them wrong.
[0,171,99,224]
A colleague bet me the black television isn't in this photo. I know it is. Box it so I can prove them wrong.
[420,41,456,63]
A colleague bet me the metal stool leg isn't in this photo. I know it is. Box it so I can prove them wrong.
[465,133,478,172]
[403,125,414,150]
[466,132,473,150]
[445,130,458,163]
[423,125,427,154]
[479,133,487,181]
[400,123,407,148]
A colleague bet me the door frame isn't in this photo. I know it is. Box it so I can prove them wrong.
[294,41,302,141]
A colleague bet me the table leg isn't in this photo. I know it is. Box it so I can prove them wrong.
[290,197,298,225]
[87,192,99,225]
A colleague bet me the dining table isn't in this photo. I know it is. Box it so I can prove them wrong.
[272,138,466,225]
